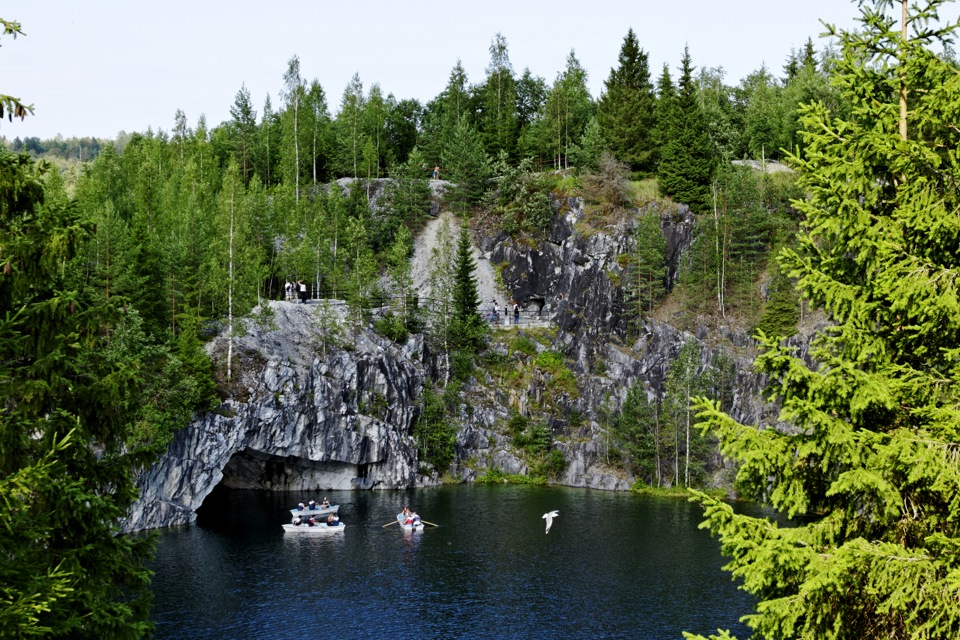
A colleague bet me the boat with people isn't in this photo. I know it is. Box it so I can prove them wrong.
[289,499,339,518]
[396,509,424,531]
[283,513,345,534]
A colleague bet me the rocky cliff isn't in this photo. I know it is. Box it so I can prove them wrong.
[124,193,799,532]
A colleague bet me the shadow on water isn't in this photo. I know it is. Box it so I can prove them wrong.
[149,484,768,639]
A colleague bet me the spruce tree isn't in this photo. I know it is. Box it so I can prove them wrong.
[0,149,154,637]
[450,225,485,351]
[441,117,491,215]
[687,2,960,638]
[596,28,657,175]
[657,46,715,212]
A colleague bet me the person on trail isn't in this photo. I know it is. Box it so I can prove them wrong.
[298,280,308,304]
[513,301,520,325]
[433,165,440,180]
[284,280,294,302]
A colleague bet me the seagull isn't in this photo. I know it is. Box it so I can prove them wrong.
[542,510,559,534]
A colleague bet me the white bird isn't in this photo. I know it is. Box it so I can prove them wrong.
[542,510,559,534]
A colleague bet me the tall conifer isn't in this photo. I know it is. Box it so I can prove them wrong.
[657,46,715,212]
[0,149,155,637]
[688,2,960,638]
[596,28,657,175]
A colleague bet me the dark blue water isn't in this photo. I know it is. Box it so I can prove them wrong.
[149,485,760,639]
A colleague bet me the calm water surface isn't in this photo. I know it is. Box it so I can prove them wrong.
[149,485,762,639]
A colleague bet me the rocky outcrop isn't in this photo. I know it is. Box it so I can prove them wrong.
[126,189,800,532]
[123,302,430,532]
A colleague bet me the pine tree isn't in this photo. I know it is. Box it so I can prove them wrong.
[657,47,715,212]
[596,28,657,175]
[687,2,960,638]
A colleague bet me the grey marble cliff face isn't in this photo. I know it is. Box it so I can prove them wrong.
[123,303,429,532]
[124,194,804,532]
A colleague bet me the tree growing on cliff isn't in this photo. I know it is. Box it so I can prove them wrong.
[450,225,485,354]
[622,208,667,334]
[687,2,960,638]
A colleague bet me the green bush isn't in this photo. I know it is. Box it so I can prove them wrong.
[373,313,409,344]
[510,335,538,356]
[535,350,565,371]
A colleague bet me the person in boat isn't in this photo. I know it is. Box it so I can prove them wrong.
[401,507,412,523]
[320,497,330,509]
[297,502,305,511]
[410,512,421,526]
[308,499,317,510]
[292,515,302,526]
[326,513,340,527]
[308,517,317,527]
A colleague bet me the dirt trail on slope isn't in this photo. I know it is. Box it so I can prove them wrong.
[410,211,509,314]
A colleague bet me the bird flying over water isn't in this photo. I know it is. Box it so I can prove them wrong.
[542,510,559,534]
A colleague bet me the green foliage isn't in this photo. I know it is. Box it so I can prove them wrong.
[478,33,519,159]
[449,226,486,351]
[578,152,633,224]
[0,148,155,637]
[534,350,565,371]
[755,256,800,340]
[566,117,608,173]
[383,147,432,231]
[614,380,662,485]
[373,312,409,344]
[507,413,567,481]
[690,3,960,637]
[442,117,491,215]
[542,51,594,169]
[510,334,538,356]
[486,153,554,236]
[622,208,667,333]
[675,165,797,324]
[412,386,456,474]
[530,448,568,480]
[596,28,657,175]
[657,47,716,212]
[663,341,712,488]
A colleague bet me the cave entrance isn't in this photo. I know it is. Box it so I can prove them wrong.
[218,448,360,492]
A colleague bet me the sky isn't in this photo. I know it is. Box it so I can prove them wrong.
[0,1,910,142]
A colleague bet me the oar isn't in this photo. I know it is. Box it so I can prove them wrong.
[420,520,439,527]
[382,520,400,527]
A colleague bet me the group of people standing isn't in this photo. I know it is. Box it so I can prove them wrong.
[284,279,309,304]
[488,300,522,325]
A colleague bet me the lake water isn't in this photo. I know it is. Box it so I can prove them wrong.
[149,484,760,639]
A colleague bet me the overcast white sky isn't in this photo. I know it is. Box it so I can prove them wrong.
[1,1,907,141]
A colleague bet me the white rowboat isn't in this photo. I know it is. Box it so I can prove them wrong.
[397,513,424,531]
[289,504,339,518]
[282,522,346,534]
